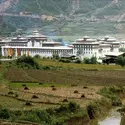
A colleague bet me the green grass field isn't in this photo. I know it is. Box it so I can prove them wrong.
[39,59,125,70]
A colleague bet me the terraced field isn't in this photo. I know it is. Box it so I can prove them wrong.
[4,67,125,85]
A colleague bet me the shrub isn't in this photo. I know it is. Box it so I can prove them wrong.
[34,54,41,59]
[19,112,41,123]
[62,99,68,102]
[25,101,32,106]
[90,56,97,64]
[116,56,125,67]
[59,59,70,63]
[35,110,51,123]
[53,54,60,60]
[84,56,97,64]
[87,102,97,119]
[16,56,41,69]
[56,104,68,113]
[68,102,80,112]
[75,59,82,64]
[39,82,43,85]
[84,58,91,64]
[99,87,122,106]
[22,84,26,87]
[0,108,10,119]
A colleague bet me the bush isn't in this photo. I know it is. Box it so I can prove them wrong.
[53,54,60,60]
[0,108,10,119]
[87,103,97,119]
[83,58,91,64]
[90,56,97,64]
[75,59,82,64]
[25,101,32,106]
[62,99,68,102]
[34,54,41,59]
[16,55,41,69]
[99,87,122,106]
[68,102,80,112]
[19,112,41,123]
[84,56,97,64]
[116,56,125,67]
[59,59,70,63]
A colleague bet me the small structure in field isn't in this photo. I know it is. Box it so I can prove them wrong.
[8,91,14,95]
[83,86,88,89]
[52,87,57,91]
[32,95,39,99]
[24,86,29,90]
[81,94,85,98]
[74,90,79,94]
[25,101,32,106]
[62,99,68,102]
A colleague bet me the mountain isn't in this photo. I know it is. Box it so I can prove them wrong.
[1,0,125,36]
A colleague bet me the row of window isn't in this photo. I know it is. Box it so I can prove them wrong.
[74,45,93,48]
[20,49,72,53]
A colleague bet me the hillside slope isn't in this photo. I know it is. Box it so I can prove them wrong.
[1,0,125,36]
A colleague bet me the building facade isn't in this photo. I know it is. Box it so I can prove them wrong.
[72,36,120,61]
[1,31,73,57]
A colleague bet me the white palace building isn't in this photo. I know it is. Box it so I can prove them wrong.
[0,31,122,62]
[72,36,120,61]
[0,31,73,57]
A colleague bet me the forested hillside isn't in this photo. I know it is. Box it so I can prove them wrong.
[1,0,125,36]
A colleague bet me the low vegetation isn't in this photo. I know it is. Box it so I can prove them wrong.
[99,86,125,106]
[16,56,41,69]
[116,56,125,67]
[0,102,88,125]
[0,57,125,124]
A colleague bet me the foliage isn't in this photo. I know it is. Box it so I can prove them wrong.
[0,102,83,125]
[34,54,41,59]
[90,56,97,64]
[75,59,82,64]
[116,56,125,67]
[87,98,111,120]
[59,59,71,63]
[16,55,41,69]
[119,48,125,52]
[99,87,123,106]
[53,54,60,60]
[0,107,10,119]
[83,56,97,64]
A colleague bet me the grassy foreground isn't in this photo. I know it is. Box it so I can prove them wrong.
[0,58,125,125]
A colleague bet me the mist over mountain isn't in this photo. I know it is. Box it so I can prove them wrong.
[1,0,125,36]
